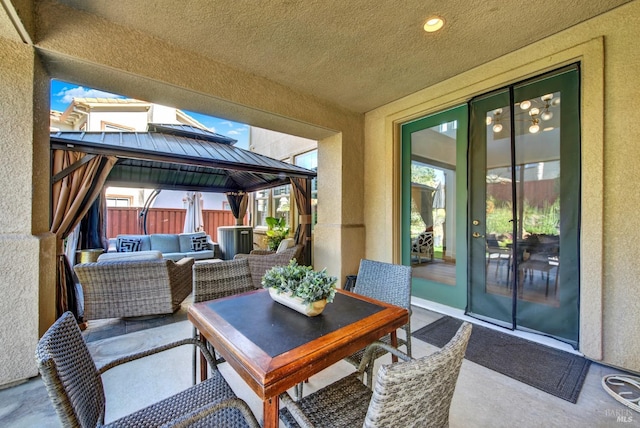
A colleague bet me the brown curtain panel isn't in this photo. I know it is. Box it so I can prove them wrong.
[226,191,248,225]
[50,150,117,318]
[290,177,312,265]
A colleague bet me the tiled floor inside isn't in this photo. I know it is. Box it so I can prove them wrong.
[1,295,638,427]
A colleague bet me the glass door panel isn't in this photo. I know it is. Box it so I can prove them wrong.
[410,124,457,285]
[513,71,580,343]
[468,66,580,345]
[469,91,514,327]
[402,105,468,309]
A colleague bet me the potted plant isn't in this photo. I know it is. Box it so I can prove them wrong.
[262,260,338,316]
[265,216,289,251]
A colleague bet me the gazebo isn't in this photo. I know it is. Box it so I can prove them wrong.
[50,124,316,318]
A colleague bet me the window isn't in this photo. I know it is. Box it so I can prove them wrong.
[294,150,318,229]
[106,196,132,207]
[438,120,457,134]
[101,121,135,132]
[253,185,291,228]
[254,189,270,227]
[252,150,318,231]
[273,185,291,225]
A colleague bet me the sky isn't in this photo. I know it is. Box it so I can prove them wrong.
[50,79,250,149]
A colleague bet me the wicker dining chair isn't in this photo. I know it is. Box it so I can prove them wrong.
[192,258,255,383]
[36,311,260,428]
[344,259,413,387]
[280,322,472,428]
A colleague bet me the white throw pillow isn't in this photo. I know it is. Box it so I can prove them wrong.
[276,238,295,253]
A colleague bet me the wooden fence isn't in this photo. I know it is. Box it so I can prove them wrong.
[106,207,242,242]
[487,178,558,208]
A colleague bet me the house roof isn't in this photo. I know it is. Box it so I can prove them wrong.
[51,97,218,133]
[50,130,316,193]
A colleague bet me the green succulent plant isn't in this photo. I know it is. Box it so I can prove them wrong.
[262,260,338,305]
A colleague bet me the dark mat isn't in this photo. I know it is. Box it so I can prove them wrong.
[413,316,591,403]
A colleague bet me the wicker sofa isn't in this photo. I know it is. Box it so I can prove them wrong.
[74,255,194,321]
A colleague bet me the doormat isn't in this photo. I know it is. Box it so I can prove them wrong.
[412,316,591,403]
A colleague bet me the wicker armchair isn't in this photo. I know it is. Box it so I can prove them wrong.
[36,312,260,428]
[280,322,472,428]
[234,244,304,288]
[75,257,194,321]
[192,258,255,382]
[344,259,413,387]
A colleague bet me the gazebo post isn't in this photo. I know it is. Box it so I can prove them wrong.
[303,177,312,265]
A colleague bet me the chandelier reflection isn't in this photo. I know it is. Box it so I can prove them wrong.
[486,93,560,135]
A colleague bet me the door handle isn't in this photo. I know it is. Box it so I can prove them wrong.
[472,232,485,238]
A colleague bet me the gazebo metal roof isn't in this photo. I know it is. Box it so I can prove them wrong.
[146,123,238,145]
[50,129,316,193]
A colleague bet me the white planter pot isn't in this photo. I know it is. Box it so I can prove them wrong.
[267,288,327,317]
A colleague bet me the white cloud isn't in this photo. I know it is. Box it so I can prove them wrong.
[220,121,235,127]
[228,130,240,135]
[55,86,121,103]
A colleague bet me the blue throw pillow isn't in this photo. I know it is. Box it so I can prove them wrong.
[117,237,141,252]
[191,235,209,252]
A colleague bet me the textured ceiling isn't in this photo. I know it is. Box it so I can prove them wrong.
[50,1,632,112]
[0,3,21,42]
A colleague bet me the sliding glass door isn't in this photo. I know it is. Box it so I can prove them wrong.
[467,66,580,346]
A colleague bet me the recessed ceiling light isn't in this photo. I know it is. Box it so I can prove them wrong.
[424,17,444,33]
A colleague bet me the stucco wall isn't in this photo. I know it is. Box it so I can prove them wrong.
[86,110,149,131]
[364,2,640,371]
[250,127,317,161]
[0,38,56,386]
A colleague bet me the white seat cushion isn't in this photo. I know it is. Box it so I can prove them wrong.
[97,250,163,262]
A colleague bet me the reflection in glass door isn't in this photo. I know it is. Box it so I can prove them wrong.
[468,66,580,346]
[410,129,456,285]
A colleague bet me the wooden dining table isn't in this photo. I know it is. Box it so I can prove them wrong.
[188,288,409,428]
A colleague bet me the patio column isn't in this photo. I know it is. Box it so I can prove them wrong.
[0,39,56,387]
[313,130,365,285]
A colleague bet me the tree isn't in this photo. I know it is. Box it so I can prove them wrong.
[411,163,437,187]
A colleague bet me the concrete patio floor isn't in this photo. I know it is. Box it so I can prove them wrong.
[1,296,638,427]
